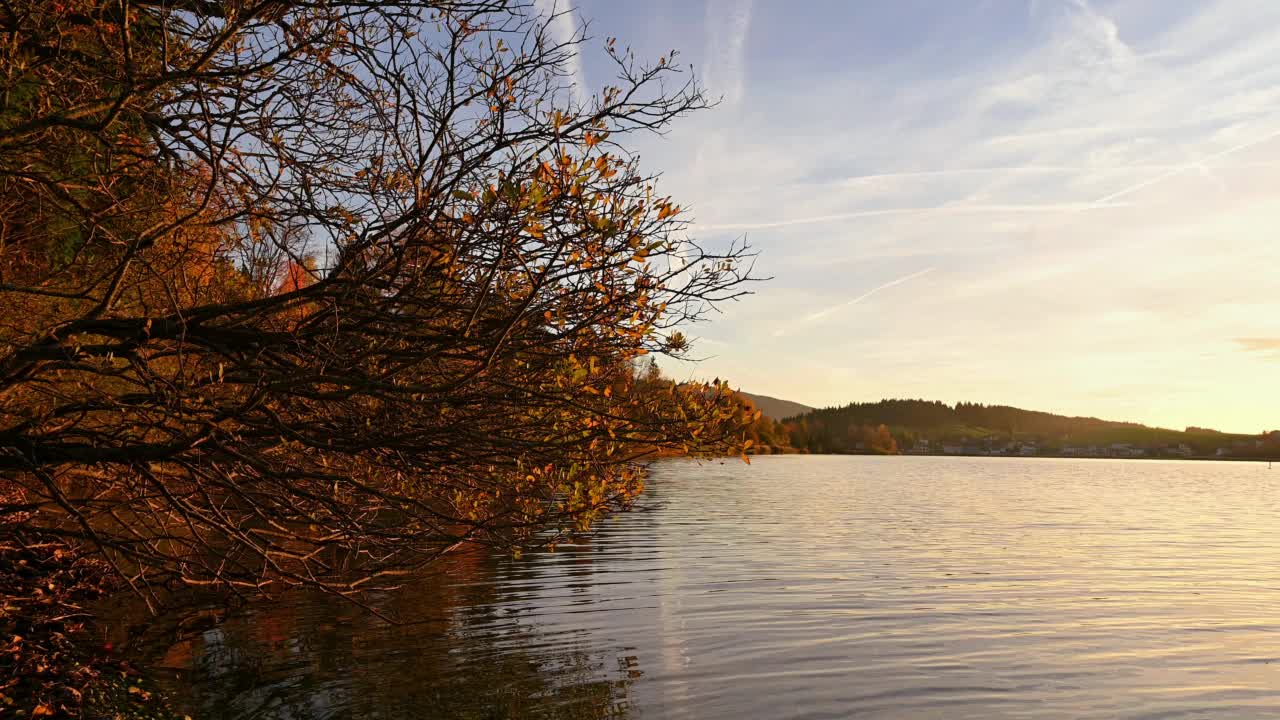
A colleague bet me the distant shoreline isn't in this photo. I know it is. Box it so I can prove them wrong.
[793,452,1277,463]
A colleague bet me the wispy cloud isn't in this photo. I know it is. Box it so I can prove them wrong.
[984,125,1145,147]
[696,202,1129,232]
[1065,0,1135,68]
[774,268,935,337]
[534,0,586,106]
[702,0,753,108]
[837,165,1181,186]
[1235,338,1280,358]
[685,1,754,191]
[1093,127,1280,203]
[617,0,1280,431]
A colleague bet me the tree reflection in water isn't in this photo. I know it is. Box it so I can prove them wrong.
[151,543,634,720]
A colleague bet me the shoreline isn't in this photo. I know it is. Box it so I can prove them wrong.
[757,452,1277,463]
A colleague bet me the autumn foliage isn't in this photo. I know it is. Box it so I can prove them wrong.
[0,0,755,638]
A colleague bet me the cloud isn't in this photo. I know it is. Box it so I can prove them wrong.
[1235,338,1280,357]
[984,125,1145,147]
[774,267,935,337]
[978,73,1051,111]
[534,0,586,106]
[621,0,1280,431]
[1064,0,1135,68]
[1092,127,1280,203]
[694,202,1129,232]
[702,0,753,108]
[837,165,1183,186]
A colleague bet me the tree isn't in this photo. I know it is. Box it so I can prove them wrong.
[0,0,755,606]
[866,424,898,455]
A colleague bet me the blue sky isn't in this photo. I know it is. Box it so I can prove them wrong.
[544,0,1280,433]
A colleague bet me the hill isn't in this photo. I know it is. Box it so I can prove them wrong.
[737,392,815,421]
[782,398,1277,459]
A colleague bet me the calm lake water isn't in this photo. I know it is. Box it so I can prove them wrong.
[152,455,1280,719]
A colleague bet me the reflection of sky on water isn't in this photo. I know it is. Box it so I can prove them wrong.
[153,456,1280,719]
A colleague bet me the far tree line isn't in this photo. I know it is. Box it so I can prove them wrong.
[737,398,1280,458]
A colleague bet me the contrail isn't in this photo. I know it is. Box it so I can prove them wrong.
[1093,127,1280,204]
[696,202,1128,233]
[774,267,936,337]
[835,164,1189,186]
[985,125,1142,146]
[826,161,1265,195]
[703,0,754,108]
[534,0,586,106]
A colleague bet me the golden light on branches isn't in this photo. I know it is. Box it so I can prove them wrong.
[0,0,757,607]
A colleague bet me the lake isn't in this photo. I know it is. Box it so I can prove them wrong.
[151,455,1280,719]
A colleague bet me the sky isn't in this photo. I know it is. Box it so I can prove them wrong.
[547,0,1279,433]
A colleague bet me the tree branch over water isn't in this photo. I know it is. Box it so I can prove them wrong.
[0,0,757,610]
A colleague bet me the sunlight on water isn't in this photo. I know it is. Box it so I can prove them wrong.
[154,456,1280,719]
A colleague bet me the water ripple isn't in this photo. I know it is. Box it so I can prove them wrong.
[155,456,1280,719]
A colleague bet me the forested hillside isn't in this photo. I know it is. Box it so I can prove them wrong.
[783,399,1276,458]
